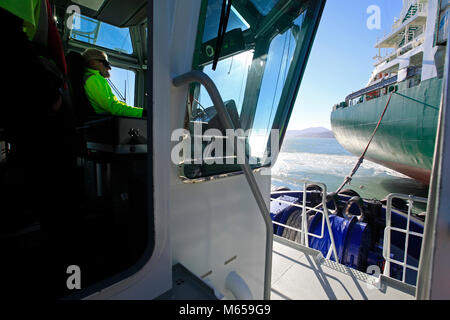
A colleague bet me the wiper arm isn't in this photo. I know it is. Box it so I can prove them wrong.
[212,0,233,70]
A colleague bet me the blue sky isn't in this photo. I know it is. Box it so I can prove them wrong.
[288,0,403,130]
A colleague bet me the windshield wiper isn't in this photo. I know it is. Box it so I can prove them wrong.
[212,0,233,70]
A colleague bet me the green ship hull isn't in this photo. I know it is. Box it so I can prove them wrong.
[330,77,442,185]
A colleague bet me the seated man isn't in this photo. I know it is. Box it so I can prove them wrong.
[82,48,144,117]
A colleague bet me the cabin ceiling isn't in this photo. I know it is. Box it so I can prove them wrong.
[51,0,147,27]
[72,0,106,12]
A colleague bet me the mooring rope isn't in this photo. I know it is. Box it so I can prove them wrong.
[335,92,394,194]
[393,92,439,110]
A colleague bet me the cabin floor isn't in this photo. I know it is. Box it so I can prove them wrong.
[270,237,416,300]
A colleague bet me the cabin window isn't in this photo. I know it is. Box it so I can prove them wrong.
[198,51,253,116]
[109,67,136,107]
[366,89,380,101]
[69,14,133,54]
[250,20,304,157]
[250,0,280,16]
[180,0,320,179]
[408,75,421,88]
[351,97,360,105]
[202,0,250,43]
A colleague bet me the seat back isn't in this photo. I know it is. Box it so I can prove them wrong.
[66,51,96,126]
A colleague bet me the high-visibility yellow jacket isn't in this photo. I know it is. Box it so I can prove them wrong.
[0,0,41,39]
[83,68,143,118]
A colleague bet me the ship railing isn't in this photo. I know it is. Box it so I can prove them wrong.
[398,28,425,50]
[270,181,339,262]
[375,32,425,67]
[377,1,427,50]
[383,193,427,285]
[374,50,398,67]
[392,1,427,30]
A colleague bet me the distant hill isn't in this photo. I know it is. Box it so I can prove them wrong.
[285,127,335,138]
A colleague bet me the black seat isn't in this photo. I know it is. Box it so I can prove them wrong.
[66,51,108,158]
[66,51,97,127]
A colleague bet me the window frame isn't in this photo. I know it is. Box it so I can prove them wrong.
[179,0,327,181]
[69,13,135,55]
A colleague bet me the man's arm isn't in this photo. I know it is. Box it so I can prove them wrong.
[84,75,143,118]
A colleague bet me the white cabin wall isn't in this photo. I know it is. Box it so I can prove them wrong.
[422,0,440,81]
[170,173,269,300]
[167,0,270,298]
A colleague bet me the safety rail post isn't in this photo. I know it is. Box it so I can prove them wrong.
[319,183,339,263]
[172,70,273,300]
[383,193,427,285]
[402,197,413,283]
[301,183,308,246]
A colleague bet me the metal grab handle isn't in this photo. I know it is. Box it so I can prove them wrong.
[172,70,273,300]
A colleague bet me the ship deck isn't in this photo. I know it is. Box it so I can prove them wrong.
[270,237,416,300]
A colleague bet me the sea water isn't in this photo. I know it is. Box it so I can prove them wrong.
[271,137,429,202]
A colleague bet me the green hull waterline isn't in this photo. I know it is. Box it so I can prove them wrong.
[330,77,442,184]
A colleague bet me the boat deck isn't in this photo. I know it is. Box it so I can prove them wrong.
[158,238,417,300]
[271,237,416,300]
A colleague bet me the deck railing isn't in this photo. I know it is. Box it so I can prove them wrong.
[393,2,427,30]
[270,181,339,262]
[383,193,427,285]
[374,31,425,67]
[375,1,427,58]
[271,188,427,286]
